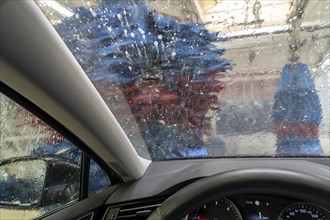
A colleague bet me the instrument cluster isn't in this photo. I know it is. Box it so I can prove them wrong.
[185,195,329,220]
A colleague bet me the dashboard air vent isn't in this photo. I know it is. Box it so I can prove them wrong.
[104,198,164,220]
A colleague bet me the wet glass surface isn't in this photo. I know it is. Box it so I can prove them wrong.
[0,94,110,219]
[0,160,46,206]
[35,0,329,160]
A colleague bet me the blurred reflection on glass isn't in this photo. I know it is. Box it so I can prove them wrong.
[36,0,330,159]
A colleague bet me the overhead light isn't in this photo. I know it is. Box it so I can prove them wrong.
[39,0,73,17]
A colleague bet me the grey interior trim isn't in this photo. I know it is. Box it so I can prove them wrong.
[0,0,150,181]
[106,158,330,204]
[41,185,120,220]
[76,212,94,220]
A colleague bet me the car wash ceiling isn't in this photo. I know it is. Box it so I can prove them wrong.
[148,0,329,73]
[38,0,329,73]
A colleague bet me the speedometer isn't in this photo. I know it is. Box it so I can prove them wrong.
[186,197,242,220]
[278,202,330,220]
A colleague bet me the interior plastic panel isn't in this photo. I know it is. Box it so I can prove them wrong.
[106,158,330,204]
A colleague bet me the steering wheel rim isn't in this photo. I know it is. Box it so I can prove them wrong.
[147,168,330,220]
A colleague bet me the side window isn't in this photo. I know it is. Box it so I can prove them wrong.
[88,160,110,194]
[0,93,109,219]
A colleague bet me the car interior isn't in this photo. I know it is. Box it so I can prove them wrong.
[1,0,329,220]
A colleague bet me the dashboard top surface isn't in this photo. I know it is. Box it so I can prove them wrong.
[106,158,330,205]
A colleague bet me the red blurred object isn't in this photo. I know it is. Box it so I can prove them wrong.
[14,107,64,144]
[275,122,319,138]
[94,76,226,138]
[20,72,226,142]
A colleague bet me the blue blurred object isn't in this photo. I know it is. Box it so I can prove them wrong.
[56,1,231,160]
[0,179,41,205]
[56,4,230,84]
[276,137,322,155]
[31,140,110,194]
[32,140,81,164]
[273,63,322,124]
[273,63,323,155]
[140,122,207,160]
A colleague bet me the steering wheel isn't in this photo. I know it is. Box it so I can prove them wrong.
[147,168,330,220]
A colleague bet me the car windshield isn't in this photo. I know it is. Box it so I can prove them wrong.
[36,0,329,160]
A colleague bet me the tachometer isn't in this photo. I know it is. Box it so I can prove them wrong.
[278,202,330,220]
[187,197,242,220]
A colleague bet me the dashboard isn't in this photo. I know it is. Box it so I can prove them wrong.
[185,195,330,220]
[104,158,330,220]
[103,194,330,220]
